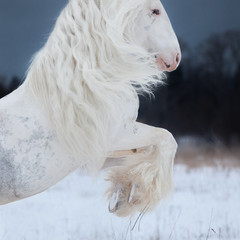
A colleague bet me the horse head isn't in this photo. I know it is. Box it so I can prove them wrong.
[133,0,181,72]
[100,0,181,74]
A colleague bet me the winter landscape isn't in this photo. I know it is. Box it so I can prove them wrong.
[0,0,240,239]
[0,141,239,240]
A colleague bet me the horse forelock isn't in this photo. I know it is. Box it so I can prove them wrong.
[24,0,164,172]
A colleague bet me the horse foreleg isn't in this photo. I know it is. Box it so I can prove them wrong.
[106,122,177,217]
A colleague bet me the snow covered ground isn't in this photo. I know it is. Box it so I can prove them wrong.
[0,161,239,240]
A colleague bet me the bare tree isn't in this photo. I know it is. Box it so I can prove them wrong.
[198,31,240,80]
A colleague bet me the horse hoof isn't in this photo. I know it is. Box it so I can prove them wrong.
[108,183,141,216]
[108,187,123,213]
[128,184,136,203]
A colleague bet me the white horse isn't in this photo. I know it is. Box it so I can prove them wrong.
[0,0,180,217]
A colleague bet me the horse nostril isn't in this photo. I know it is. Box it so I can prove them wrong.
[176,53,180,64]
[165,63,171,68]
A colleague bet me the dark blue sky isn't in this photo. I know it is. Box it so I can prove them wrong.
[0,0,240,79]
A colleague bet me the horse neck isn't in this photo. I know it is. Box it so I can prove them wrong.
[22,0,132,172]
[24,0,139,120]
[25,0,108,92]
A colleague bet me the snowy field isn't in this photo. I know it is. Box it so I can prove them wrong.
[0,155,240,240]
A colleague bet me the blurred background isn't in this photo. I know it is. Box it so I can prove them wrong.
[0,1,240,239]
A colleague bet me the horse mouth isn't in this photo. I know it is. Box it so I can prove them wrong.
[156,58,171,72]
[155,54,180,72]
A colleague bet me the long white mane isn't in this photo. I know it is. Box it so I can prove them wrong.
[25,0,164,172]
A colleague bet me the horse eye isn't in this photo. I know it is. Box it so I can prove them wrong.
[152,9,160,15]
